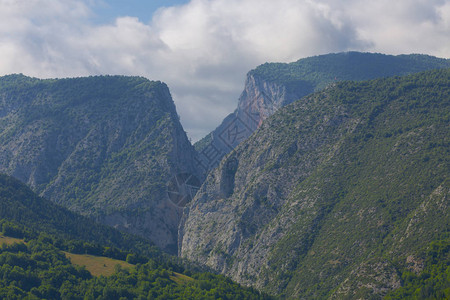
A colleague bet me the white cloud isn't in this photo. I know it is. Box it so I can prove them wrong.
[0,0,449,141]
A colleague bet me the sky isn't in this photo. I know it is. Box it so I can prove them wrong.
[0,0,449,142]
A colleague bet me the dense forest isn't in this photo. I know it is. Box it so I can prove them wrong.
[0,232,270,299]
[0,174,269,299]
[385,239,450,299]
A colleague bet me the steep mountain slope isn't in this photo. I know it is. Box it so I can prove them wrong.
[195,52,450,173]
[180,69,450,298]
[0,74,201,253]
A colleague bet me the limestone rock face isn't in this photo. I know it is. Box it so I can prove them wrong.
[0,74,201,254]
[194,73,313,174]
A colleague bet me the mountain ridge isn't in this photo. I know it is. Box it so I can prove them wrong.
[0,74,201,253]
[194,52,450,174]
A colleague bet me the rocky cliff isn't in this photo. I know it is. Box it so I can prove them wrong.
[194,73,313,173]
[180,69,450,298]
[0,74,201,254]
[194,52,450,174]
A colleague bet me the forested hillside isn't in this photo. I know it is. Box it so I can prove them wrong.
[0,236,269,299]
[251,52,450,89]
[181,69,450,298]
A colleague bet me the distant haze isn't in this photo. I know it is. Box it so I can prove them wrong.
[1,0,449,141]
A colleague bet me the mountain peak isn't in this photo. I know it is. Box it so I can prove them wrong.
[194,52,450,174]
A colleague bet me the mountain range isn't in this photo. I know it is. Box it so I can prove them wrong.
[0,52,449,299]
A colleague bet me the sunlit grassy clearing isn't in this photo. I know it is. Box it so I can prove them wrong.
[64,252,134,277]
[0,233,24,245]
[64,251,194,284]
